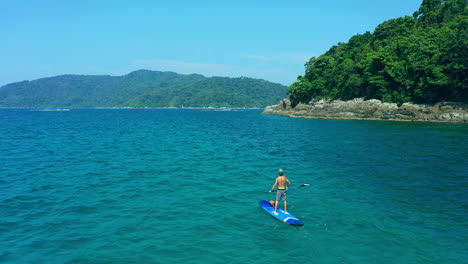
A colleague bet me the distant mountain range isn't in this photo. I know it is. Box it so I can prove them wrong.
[0,70,287,108]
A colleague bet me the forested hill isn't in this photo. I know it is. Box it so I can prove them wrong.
[0,70,287,108]
[288,0,467,106]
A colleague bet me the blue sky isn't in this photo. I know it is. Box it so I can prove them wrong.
[2,0,423,87]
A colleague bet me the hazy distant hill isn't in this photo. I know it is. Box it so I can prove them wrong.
[0,70,287,108]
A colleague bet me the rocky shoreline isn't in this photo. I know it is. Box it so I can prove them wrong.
[263,98,468,123]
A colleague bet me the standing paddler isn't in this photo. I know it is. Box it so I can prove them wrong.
[269,169,291,214]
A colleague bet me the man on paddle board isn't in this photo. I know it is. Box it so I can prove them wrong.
[269,169,291,214]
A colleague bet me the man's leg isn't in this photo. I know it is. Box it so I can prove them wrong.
[284,200,288,213]
[274,200,278,213]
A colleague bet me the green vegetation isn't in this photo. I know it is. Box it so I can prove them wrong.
[288,0,467,106]
[0,70,287,108]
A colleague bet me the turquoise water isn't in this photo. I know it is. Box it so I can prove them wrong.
[0,109,467,263]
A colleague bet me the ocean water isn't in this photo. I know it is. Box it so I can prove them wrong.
[0,109,466,264]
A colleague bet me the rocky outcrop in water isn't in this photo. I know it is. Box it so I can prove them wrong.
[263,98,468,123]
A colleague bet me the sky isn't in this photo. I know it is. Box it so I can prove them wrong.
[1,0,423,87]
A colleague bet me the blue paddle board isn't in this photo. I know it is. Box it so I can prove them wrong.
[259,200,303,226]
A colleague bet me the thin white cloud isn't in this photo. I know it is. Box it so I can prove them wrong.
[241,54,273,61]
[0,54,307,87]
[132,58,234,77]
[132,57,302,85]
[241,53,312,64]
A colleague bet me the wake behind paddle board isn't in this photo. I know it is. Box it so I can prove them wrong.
[259,200,303,226]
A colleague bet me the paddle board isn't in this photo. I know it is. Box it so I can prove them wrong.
[259,200,303,226]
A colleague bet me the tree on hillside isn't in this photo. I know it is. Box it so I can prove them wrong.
[287,0,467,105]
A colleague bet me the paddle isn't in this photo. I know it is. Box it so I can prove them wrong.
[269,183,310,192]
[289,183,310,190]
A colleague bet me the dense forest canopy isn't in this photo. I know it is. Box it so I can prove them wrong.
[0,70,287,108]
[287,0,467,106]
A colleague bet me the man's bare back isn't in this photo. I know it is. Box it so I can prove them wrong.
[276,176,289,189]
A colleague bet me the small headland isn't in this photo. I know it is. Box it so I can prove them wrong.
[263,98,468,123]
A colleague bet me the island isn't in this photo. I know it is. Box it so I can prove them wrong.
[0,70,287,109]
[265,0,467,123]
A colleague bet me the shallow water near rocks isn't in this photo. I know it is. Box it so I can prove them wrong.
[1,109,466,263]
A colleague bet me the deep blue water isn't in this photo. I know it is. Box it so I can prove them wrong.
[0,109,467,263]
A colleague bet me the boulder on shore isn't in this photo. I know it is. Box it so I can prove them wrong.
[263,98,468,123]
